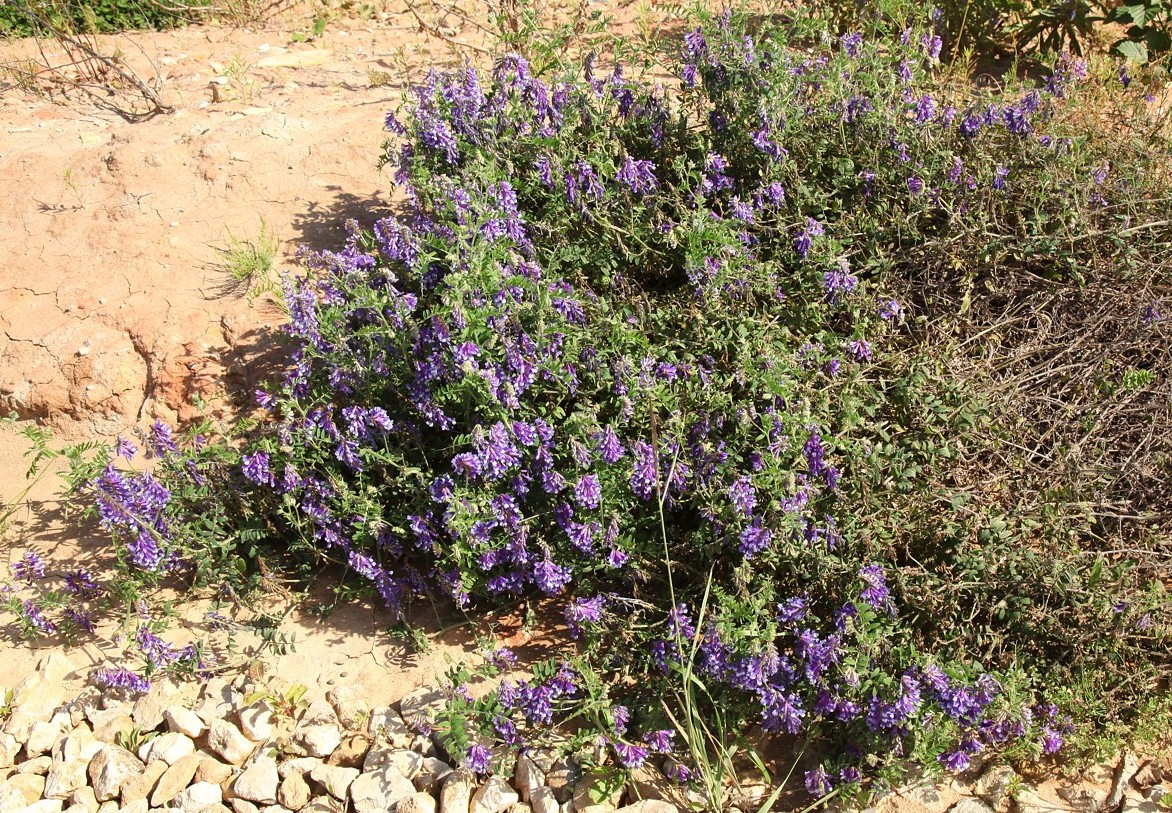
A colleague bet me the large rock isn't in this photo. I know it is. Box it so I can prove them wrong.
[976,766,1020,811]
[439,769,475,813]
[173,781,223,813]
[8,774,47,805]
[234,757,280,805]
[614,803,679,813]
[130,679,180,732]
[238,705,274,742]
[398,792,438,813]
[153,753,204,807]
[325,687,368,731]
[67,787,98,813]
[364,747,422,780]
[398,687,446,731]
[415,758,454,794]
[119,758,168,805]
[528,787,558,813]
[472,777,520,813]
[11,653,74,721]
[88,745,144,802]
[1056,786,1108,813]
[195,681,241,726]
[515,756,545,803]
[0,786,24,813]
[26,717,70,757]
[53,727,101,764]
[87,710,133,746]
[0,732,20,768]
[277,772,311,811]
[350,765,415,813]
[308,763,358,800]
[44,758,90,800]
[208,719,255,765]
[193,754,235,786]
[366,708,412,749]
[954,799,997,813]
[294,725,341,759]
[140,731,196,766]
[18,755,53,775]
[1108,756,1142,810]
[18,802,64,813]
[165,706,206,739]
[325,734,369,769]
[300,700,338,728]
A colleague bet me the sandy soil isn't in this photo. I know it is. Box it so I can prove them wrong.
[0,0,657,693]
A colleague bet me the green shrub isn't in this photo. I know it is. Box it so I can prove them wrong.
[0,0,206,38]
[4,6,1170,804]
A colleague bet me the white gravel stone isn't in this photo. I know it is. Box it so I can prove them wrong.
[173,781,223,813]
[234,756,280,805]
[397,792,438,813]
[366,708,412,748]
[18,801,65,813]
[326,686,368,731]
[308,764,359,801]
[277,772,311,811]
[472,777,520,813]
[140,731,196,765]
[239,705,274,742]
[514,757,545,803]
[43,757,89,799]
[350,766,415,813]
[528,787,558,813]
[26,718,70,757]
[164,706,206,738]
[398,687,446,730]
[295,725,341,759]
[439,769,475,813]
[87,745,144,802]
[278,758,322,778]
[208,719,256,765]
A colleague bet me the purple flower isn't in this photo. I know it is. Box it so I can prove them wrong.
[993,165,1009,190]
[939,750,971,772]
[857,566,890,609]
[92,666,150,694]
[136,626,180,668]
[907,176,924,195]
[617,157,658,196]
[643,729,675,753]
[114,437,137,461]
[630,441,658,500]
[841,31,863,57]
[241,451,275,487]
[805,765,833,797]
[823,259,858,301]
[12,550,45,583]
[565,594,605,638]
[795,218,824,259]
[613,741,650,768]
[879,299,904,321]
[922,33,943,59]
[20,600,56,635]
[596,426,625,464]
[465,743,492,774]
[1041,726,1064,754]
[479,423,522,480]
[728,476,756,518]
[64,568,103,599]
[532,557,571,595]
[848,339,872,362]
[665,760,692,783]
[739,521,772,557]
[613,704,630,735]
[574,474,602,509]
[150,420,177,456]
[914,94,937,124]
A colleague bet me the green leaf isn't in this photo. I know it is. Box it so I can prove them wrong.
[1115,39,1149,62]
